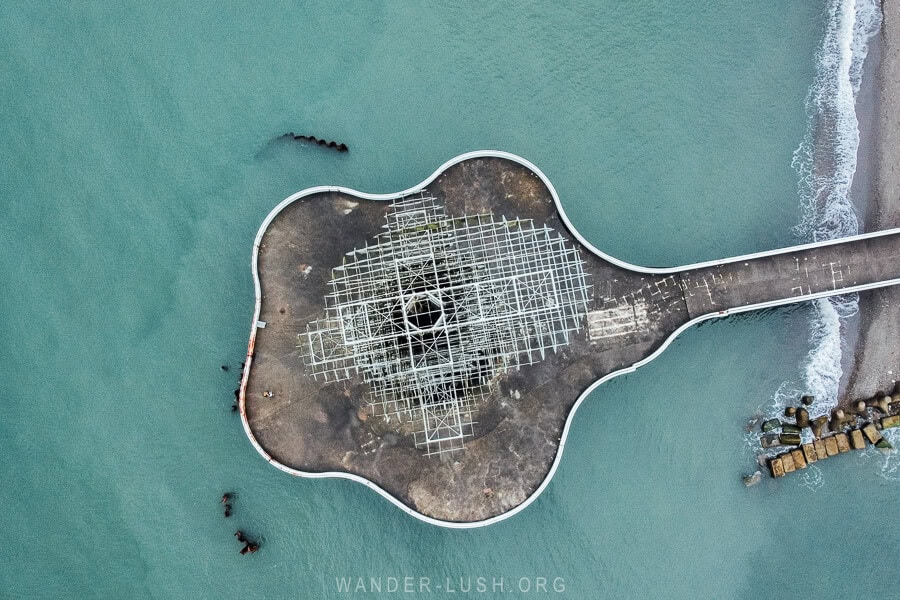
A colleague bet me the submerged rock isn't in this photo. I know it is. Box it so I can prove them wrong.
[743,471,762,487]
[800,395,815,406]
[876,438,894,451]
[760,434,782,449]
[747,414,764,432]
[761,418,781,433]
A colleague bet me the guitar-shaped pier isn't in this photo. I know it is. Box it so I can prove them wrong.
[239,151,900,527]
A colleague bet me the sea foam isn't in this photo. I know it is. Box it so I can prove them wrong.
[791,0,881,406]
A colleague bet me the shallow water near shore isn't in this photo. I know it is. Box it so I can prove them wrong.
[2,2,899,598]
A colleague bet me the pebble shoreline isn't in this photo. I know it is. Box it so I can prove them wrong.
[844,0,900,405]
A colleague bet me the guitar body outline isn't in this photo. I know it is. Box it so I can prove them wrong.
[239,150,900,528]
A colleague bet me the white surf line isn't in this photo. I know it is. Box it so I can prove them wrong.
[238,150,900,529]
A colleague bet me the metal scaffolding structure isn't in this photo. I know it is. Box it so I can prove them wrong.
[302,194,591,455]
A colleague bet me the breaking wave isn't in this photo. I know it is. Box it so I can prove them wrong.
[879,429,900,480]
[791,0,881,405]
[802,298,846,405]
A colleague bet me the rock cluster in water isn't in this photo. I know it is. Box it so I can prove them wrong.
[754,381,900,478]
[283,132,348,152]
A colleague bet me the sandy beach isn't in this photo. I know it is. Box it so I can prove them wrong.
[844,0,900,403]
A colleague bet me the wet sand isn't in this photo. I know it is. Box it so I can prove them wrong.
[845,0,900,403]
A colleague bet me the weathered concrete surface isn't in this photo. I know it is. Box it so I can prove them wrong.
[680,234,900,316]
[244,158,665,522]
[242,156,900,524]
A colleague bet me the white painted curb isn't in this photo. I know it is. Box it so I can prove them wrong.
[238,150,900,529]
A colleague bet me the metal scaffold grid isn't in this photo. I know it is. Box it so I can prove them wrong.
[302,193,590,455]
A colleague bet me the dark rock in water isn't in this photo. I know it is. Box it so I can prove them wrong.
[785,406,797,418]
[779,432,802,446]
[221,365,229,372]
[760,434,782,448]
[240,542,260,555]
[761,418,780,433]
[781,423,802,434]
[796,408,810,428]
[800,395,814,406]
[281,132,349,153]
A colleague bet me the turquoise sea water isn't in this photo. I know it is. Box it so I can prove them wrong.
[2,3,899,598]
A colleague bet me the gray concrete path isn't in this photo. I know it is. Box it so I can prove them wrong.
[680,232,900,317]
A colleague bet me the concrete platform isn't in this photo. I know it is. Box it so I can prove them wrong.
[239,152,900,527]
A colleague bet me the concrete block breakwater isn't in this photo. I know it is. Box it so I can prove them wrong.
[767,392,900,477]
